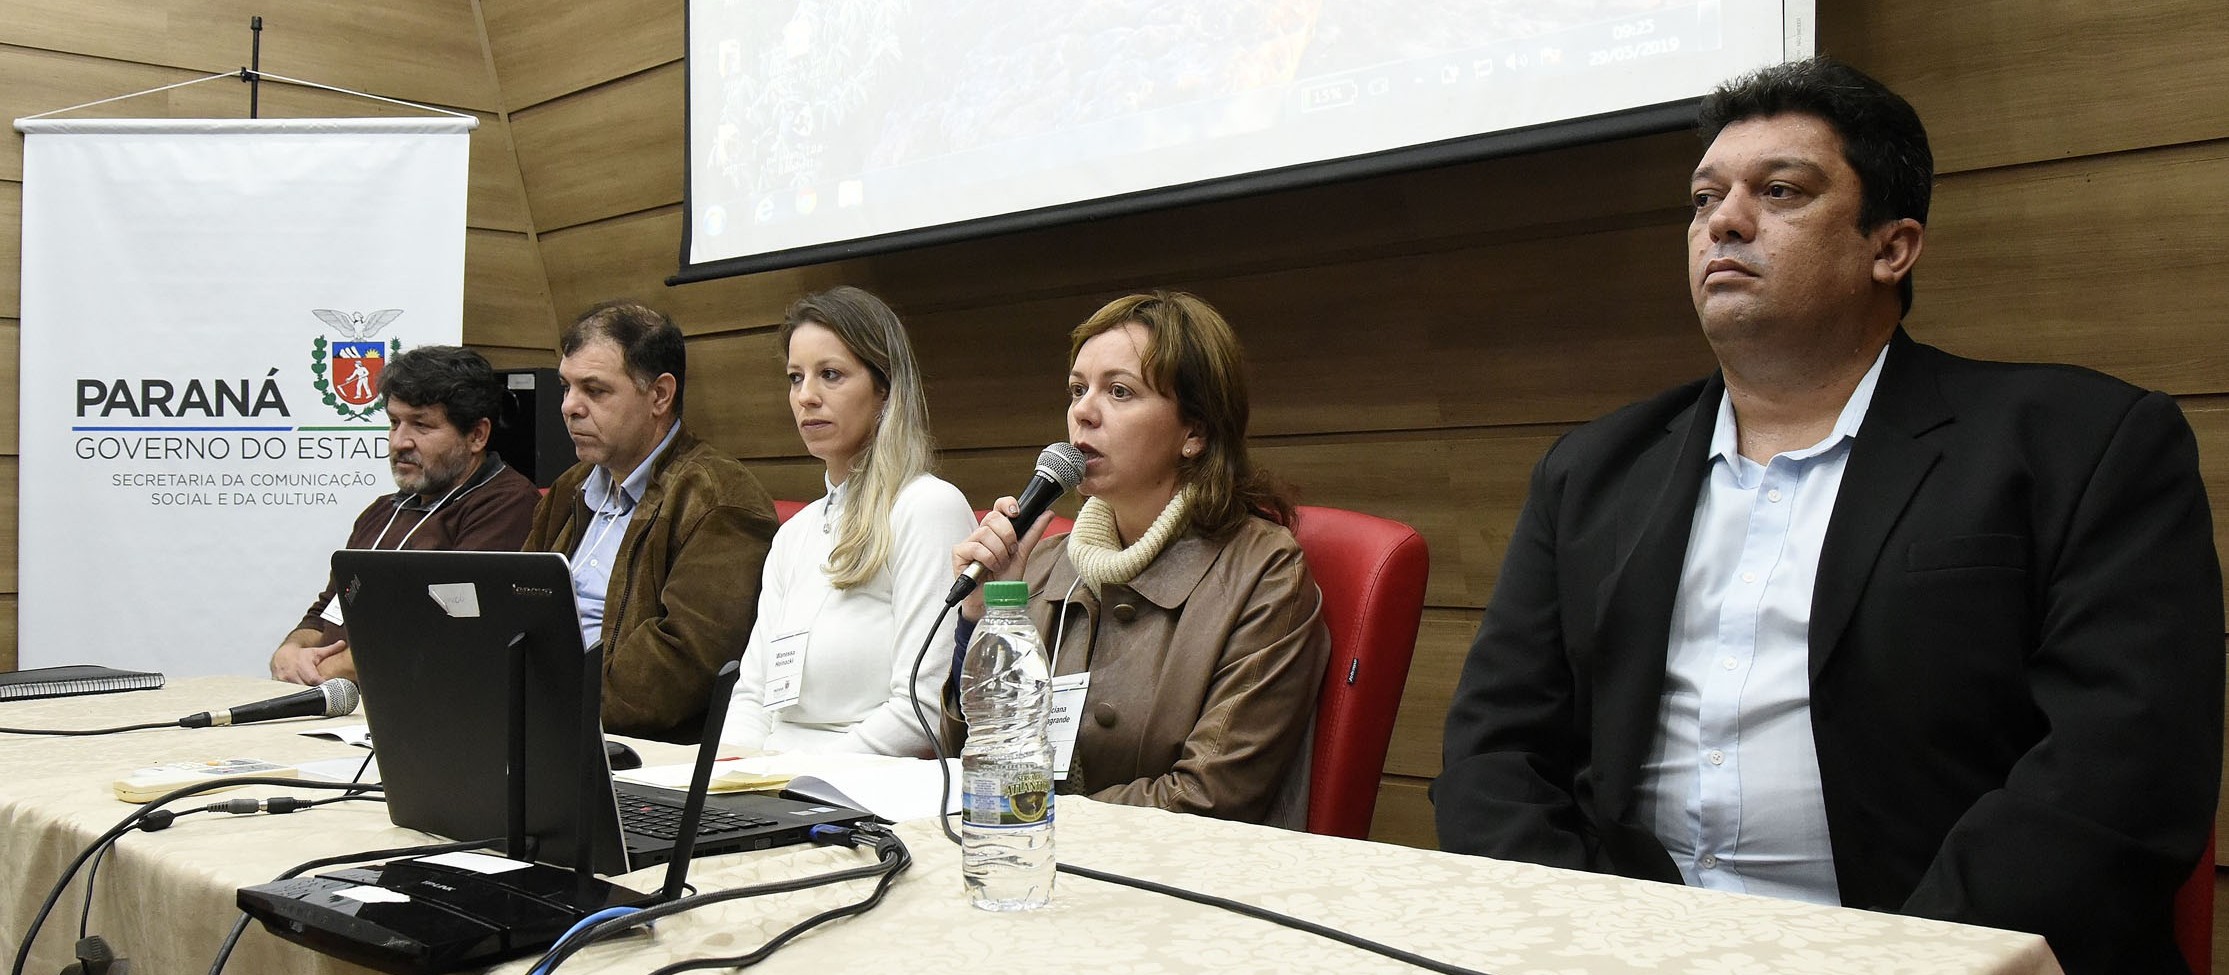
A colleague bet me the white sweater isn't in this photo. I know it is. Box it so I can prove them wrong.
[719,474,975,756]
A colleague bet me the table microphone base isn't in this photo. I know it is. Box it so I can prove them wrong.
[236,856,647,975]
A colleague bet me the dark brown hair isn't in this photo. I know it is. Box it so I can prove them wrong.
[561,301,688,413]
[1070,291,1291,536]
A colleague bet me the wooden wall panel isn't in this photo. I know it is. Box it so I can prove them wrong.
[1367,776,1436,850]
[0,182,17,318]
[887,220,1705,455]
[457,114,533,235]
[472,346,556,371]
[478,0,681,112]
[681,330,789,459]
[0,321,16,456]
[464,229,555,349]
[538,206,856,334]
[0,46,531,233]
[1382,611,1485,780]
[0,596,14,672]
[0,457,14,593]
[531,129,1702,343]
[2186,401,2229,622]
[0,0,498,112]
[737,457,826,509]
[1822,0,2229,174]
[1258,434,1556,609]
[509,63,683,232]
[0,48,202,183]
[1913,142,2229,395]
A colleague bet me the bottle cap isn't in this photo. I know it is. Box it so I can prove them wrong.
[982,580,1030,607]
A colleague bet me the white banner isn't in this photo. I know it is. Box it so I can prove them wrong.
[16,117,474,676]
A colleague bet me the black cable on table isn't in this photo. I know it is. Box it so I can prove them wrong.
[642,832,909,975]
[0,720,183,736]
[8,776,382,975]
[528,825,910,975]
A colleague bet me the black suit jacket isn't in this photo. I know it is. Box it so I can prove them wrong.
[1433,332,2221,974]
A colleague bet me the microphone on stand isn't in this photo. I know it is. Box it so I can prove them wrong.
[179,678,360,728]
[947,442,1087,606]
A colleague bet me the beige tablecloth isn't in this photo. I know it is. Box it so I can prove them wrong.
[0,676,2063,975]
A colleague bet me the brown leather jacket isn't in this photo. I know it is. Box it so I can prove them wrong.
[527,425,778,742]
[1024,515,1330,826]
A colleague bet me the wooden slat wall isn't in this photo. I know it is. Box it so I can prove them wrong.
[0,2,555,670]
[485,0,2229,856]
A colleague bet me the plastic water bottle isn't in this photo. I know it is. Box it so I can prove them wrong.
[959,580,1055,910]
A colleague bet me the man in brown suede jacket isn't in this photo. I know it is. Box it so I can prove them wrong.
[528,301,778,743]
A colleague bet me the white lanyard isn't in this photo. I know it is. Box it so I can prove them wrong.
[367,474,467,551]
[1048,574,1085,673]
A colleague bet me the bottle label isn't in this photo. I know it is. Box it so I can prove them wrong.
[962,767,1055,828]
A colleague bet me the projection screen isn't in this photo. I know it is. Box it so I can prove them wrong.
[680,0,1814,281]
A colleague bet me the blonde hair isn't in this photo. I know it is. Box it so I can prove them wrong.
[783,287,937,589]
[1070,291,1291,537]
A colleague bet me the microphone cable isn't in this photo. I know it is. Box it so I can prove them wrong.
[0,719,184,736]
[915,597,1496,975]
[78,751,380,944]
[8,776,386,975]
[524,823,910,975]
[905,601,965,846]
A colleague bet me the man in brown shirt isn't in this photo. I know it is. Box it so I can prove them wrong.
[269,346,542,684]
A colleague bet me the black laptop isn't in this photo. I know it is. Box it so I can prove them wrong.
[334,549,867,876]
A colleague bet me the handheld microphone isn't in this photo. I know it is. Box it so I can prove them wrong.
[179,678,361,728]
[947,442,1086,606]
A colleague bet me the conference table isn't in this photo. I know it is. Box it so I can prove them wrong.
[0,676,2064,974]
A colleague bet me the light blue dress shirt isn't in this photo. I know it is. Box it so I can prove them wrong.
[571,422,681,651]
[1641,345,1888,904]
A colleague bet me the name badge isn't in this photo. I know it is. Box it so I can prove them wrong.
[318,597,345,628]
[761,589,830,713]
[763,628,808,712]
[1048,672,1090,781]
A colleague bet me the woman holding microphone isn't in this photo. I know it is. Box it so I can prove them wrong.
[722,286,976,756]
[952,291,1330,826]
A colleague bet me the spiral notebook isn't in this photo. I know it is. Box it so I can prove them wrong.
[0,664,166,702]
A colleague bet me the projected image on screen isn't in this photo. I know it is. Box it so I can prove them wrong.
[687,0,1801,273]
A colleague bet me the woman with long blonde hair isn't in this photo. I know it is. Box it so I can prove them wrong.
[722,286,974,756]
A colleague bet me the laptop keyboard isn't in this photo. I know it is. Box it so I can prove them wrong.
[616,787,778,841]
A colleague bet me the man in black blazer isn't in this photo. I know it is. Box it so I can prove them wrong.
[1433,58,2220,974]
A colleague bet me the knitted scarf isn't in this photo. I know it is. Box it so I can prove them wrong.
[1066,487,1194,595]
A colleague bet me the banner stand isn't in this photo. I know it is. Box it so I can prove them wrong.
[15,110,475,677]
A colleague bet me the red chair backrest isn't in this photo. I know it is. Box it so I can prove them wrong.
[2174,833,2213,973]
[772,498,807,524]
[1289,505,1429,839]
